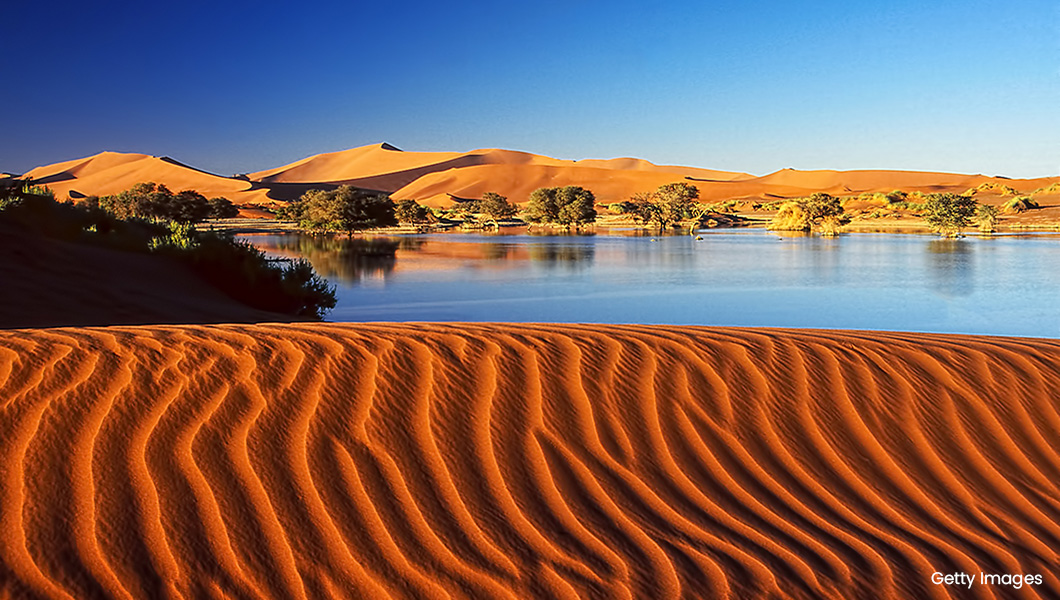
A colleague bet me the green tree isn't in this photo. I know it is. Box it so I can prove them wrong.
[921,193,978,237]
[394,199,433,224]
[290,185,397,235]
[475,192,517,226]
[169,190,213,223]
[209,197,240,219]
[629,182,700,231]
[524,186,597,228]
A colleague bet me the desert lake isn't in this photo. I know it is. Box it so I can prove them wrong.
[244,229,1060,337]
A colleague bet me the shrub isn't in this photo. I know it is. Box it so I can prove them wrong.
[151,224,337,319]
[1002,196,1038,214]
[1,182,336,319]
[976,204,999,233]
[768,193,845,235]
[97,182,223,223]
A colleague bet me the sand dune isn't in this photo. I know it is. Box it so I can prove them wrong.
[2,323,1058,598]
[17,145,1060,208]
[22,152,271,205]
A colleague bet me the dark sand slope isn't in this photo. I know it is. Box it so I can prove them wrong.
[1,324,1059,599]
[0,226,283,329]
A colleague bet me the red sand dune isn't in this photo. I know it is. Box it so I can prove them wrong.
[17,144,1060,208]
[21,152,271,205]
[2,323,1059,598]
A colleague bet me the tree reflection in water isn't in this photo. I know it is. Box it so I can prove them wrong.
[926,238,974,298]
[267,236,423,285]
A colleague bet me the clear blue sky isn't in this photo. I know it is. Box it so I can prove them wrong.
[3,0,1057,178]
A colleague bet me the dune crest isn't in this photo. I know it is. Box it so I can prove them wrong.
[1,323,1058,598]
[14,144,1060,207]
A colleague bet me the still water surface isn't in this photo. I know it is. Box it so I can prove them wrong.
[243,230,1060,337]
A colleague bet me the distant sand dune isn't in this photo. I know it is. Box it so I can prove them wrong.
[2,323,1058,598]
[16,144,1060,208]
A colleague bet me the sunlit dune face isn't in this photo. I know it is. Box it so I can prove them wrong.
[1,323,1058,598]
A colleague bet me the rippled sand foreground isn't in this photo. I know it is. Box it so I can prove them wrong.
[1,323,1059,599]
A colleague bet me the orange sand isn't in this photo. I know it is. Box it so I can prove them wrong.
[22,152,272,205]
[28,144,1059,210]
[2,323,1058,598]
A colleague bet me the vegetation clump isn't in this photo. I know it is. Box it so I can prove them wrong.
[628,182,701,231]
[976,204,1000,233]
[964,182,1019,197]
[920,193,978,237]
[1,179,336,319]
[768,193,846,235]
[96,182,237,223]
[473,192,518,226]
[394,199,434,224]
[1002,196,1038,214]
[278,185,397,235]
[523,186,597,228]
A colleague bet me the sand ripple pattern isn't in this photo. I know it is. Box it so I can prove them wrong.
[1,324,1059,599]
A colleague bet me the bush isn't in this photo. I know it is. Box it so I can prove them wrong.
[1,180,336,319]
[154,228,336,319]
[1002,196,1038,214]
[976,204,999,233]
[768,193,845,235]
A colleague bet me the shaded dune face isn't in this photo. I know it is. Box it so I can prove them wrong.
[1,324,1059,599]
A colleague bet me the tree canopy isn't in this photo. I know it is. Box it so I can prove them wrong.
[474,192,518,224]
[97,182,238,223]
[524,186,596,228]
[394,199,433,224]
[628,182,700,230]
[921,193,978,237]
[281,186,397,235]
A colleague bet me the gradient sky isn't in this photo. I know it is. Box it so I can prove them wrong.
[4,0,1057,178]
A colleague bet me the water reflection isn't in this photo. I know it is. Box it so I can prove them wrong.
[527,243,595,267]
[253,235,418,284]
[926,239,974,298]
[236,230,1060,337]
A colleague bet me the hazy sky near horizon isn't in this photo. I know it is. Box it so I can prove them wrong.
[4,0,1057,178]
